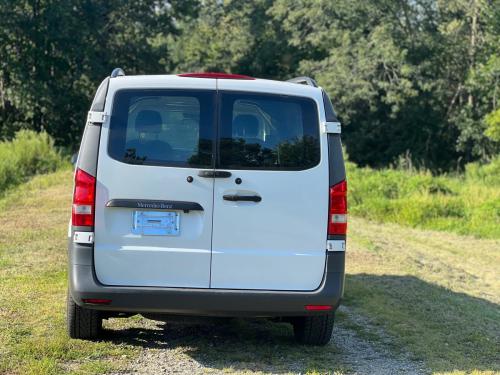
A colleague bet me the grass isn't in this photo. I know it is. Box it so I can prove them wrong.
[347,156,500,239]
[0,168,350,374]
[344,217,500,373]
[0,168,134,375]
[0,130,66,196]
[0,167,498,374]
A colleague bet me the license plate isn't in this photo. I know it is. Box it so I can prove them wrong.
[132,210,180,236]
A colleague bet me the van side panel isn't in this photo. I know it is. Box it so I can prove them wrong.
[76,124,101,177]
[322,90,339,122]
[328,134,346,186]
[76,77,109,178]
[90,78,110,112]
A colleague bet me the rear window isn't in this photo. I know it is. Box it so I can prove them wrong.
[108,90,320,171]
[108,90,214,168]
[218,92,320,170]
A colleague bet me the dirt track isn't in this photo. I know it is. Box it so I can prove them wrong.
[106,306,427,375]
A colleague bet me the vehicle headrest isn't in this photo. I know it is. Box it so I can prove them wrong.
[135,110,162,134]
[233,114,259,138]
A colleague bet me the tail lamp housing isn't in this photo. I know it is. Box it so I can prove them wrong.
[328,180,347,235]
[72,168,96,226]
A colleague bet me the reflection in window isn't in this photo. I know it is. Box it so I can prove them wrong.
[108,90,214,168]
[219,95,320,170]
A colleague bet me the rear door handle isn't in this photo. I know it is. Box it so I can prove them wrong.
[223,194,262,202]
[198,170,232,178]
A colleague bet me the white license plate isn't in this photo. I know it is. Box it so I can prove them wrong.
[132,211,180,236]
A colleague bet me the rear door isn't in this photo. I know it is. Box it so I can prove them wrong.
[210,82,329,291]
[94,78,216,287]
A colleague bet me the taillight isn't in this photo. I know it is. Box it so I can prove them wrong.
[328,180,347,235]
[72,168,96,226]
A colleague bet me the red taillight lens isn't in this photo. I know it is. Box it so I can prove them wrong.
[72,168,96,227]
[328,180,347,235]
[305,305,332,311]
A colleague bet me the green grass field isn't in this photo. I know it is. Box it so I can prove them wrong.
[348,157,500,239]
[346,218,500,373]
[0,168,498,374]
[0,169,133,374]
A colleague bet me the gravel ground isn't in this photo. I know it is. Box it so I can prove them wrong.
[332,306,427,375]
[105,306,427,375]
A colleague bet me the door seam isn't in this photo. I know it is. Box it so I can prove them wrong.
[208,79,220,288]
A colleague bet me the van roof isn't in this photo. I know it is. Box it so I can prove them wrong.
[107,74,322,98]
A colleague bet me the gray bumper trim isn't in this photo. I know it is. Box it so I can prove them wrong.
[68,242,345,317]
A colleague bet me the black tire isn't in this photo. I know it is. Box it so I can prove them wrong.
[66,290,102,339]
[292,313,335,346]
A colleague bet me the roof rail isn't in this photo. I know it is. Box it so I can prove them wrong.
[111,68,125,78]
[287,76,318,87]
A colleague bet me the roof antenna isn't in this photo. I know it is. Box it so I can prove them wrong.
[111,68,125,78]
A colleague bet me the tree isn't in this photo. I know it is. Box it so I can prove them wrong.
[269,0,499,170]
[0,0,198,147]
[0,0,498,169]
[171,0,302,78]
[485,108,500,141]
[441,0,500,161]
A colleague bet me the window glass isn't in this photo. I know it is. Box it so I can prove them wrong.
[108,90,214,167]
[219,93,320,170]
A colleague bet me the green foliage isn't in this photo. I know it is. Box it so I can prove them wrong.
[0,0,198,145]
[347,157,500,238]
[0,0,499,170]
[485,108,500,141]
[171,0,302,78]
[0,130,64,194]
[171,0,500,169]
[465,154,500,184]
[171,1,255,73]
[270,0,500,169]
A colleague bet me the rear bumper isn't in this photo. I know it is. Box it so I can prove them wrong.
[68,242,345,317]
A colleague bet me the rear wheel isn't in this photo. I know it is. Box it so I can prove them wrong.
[292,313,335,345]
[66,291,102,339]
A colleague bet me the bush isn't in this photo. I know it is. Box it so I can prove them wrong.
[464,155,500,185]
[0,130,64,194]
[347,158,500,239]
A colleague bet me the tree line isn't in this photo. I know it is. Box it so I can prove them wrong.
[0,0,498,171]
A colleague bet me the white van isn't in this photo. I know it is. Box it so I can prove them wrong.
[67,69,347,345]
